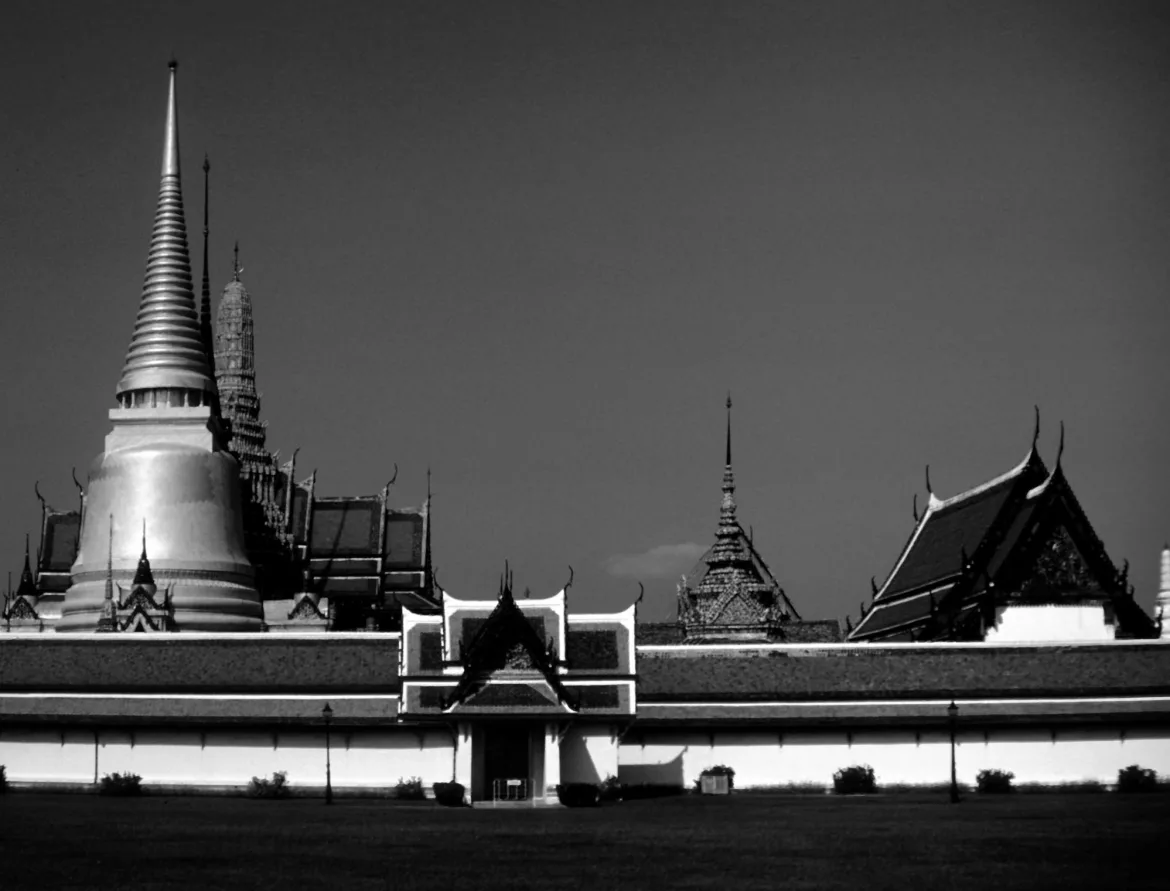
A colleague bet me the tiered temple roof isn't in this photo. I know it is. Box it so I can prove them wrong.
[674,398,807,642]
[849,419,1157,642]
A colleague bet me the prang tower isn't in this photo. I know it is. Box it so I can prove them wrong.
[58,62,262,631]
[215,248,290,595]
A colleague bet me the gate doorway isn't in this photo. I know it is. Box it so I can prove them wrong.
[475,723,537,802]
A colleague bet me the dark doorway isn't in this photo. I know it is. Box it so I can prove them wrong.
[482,723,532,800]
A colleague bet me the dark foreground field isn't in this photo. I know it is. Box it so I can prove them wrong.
[1,792,1167,890]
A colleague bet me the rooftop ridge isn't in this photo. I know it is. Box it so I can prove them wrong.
[934,446,1039,510]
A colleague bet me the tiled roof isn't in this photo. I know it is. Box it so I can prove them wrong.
[309,499,381,557]
[383,511,424,568]
[852,450,1052,640]
[637,643,1170,702]
[0,694,398,725]
[881,477,1017,599]
[635,620,841,645]
[636,697,1170,724]
[636,623,685,645]
[0,637,400,693]
[40,512,80,574]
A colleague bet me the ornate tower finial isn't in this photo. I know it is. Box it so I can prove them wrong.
[709,396,746,566]
[233,241,241,282]
[134,518,155,587]
[725,392,733,467]
[16,533,35,598]
[116,61,214,400]
[200,153,215,377]
[97,516,118,632]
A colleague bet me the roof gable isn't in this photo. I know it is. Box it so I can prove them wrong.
[443,575,576,711]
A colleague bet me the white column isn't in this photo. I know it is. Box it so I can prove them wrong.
[544,723,562,802]
[454,722,473,803]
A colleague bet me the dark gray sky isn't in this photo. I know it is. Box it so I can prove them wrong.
[2,1,1167,622]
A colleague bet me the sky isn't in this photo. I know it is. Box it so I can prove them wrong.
[1,1,1167,623]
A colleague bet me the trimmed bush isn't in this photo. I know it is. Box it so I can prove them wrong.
[618,783,686,800]
[598,775,622,802]
[247,771,290,799]
[833,765,876,795]
[556,782,601,807]
[433,782,466,807]
[695,764,736,794]
[99,772,143,797]
[976,769,1015,794]
[1117,765,1159,794]
[394,776,426,800]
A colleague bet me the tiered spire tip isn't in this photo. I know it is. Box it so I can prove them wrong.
[116,61,214,398]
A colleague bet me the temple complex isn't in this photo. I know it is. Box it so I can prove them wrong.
[1,64,1167,801]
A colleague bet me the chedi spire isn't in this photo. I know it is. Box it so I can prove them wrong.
[116,61,214,401]
[709,394,746,565]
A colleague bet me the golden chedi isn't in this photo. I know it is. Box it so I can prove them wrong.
[59,62,262,631]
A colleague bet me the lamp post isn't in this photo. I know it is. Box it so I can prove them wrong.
[322,702,334,806]
[947,700,959,803]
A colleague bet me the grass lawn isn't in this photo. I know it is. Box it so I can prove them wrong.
[1,792,1167,890]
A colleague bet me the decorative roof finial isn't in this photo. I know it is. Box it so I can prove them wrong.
[102,517,115,608]
[1055,421,1065,468]
[133,518,155,587]
[925,464,933,496]
[1032,405,1040,452]
[18,533,34,594]
[708,394,747,567]
[233,241,241,282]
[725,392,733,468]
[200,153,214,375]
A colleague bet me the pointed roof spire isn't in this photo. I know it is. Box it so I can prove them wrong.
[200,153,215,377]
[16,533,36,598]
[133,519,155,587]
[423,466,435,592]
[98,517,117,631]
[233,241,241,282]
[709,395,747,566]
[116,61,213,398]
[725,392,732,467]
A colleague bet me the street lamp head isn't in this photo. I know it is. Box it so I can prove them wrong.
[322,702,333,722]
[947,701,959,720]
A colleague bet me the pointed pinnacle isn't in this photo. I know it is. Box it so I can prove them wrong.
[162,61,180,179]
[725,392,732,467]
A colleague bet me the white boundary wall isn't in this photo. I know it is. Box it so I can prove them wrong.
[617,726,1170,788]
[3,722,1168,792]
[0,727,455,791]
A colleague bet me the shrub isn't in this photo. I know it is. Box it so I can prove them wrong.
[0,764,7,794]
[556,782,600,807]
[433,781,466,807]
[98,772,143,797]
[247,771,290,799]
[694,764,736,794]
[394,776,426,800]
[598,775,622,802]
[976,769,1015,794]
[1117,765,1159,794]
[833,765,876,795]
[618,783,686,800]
